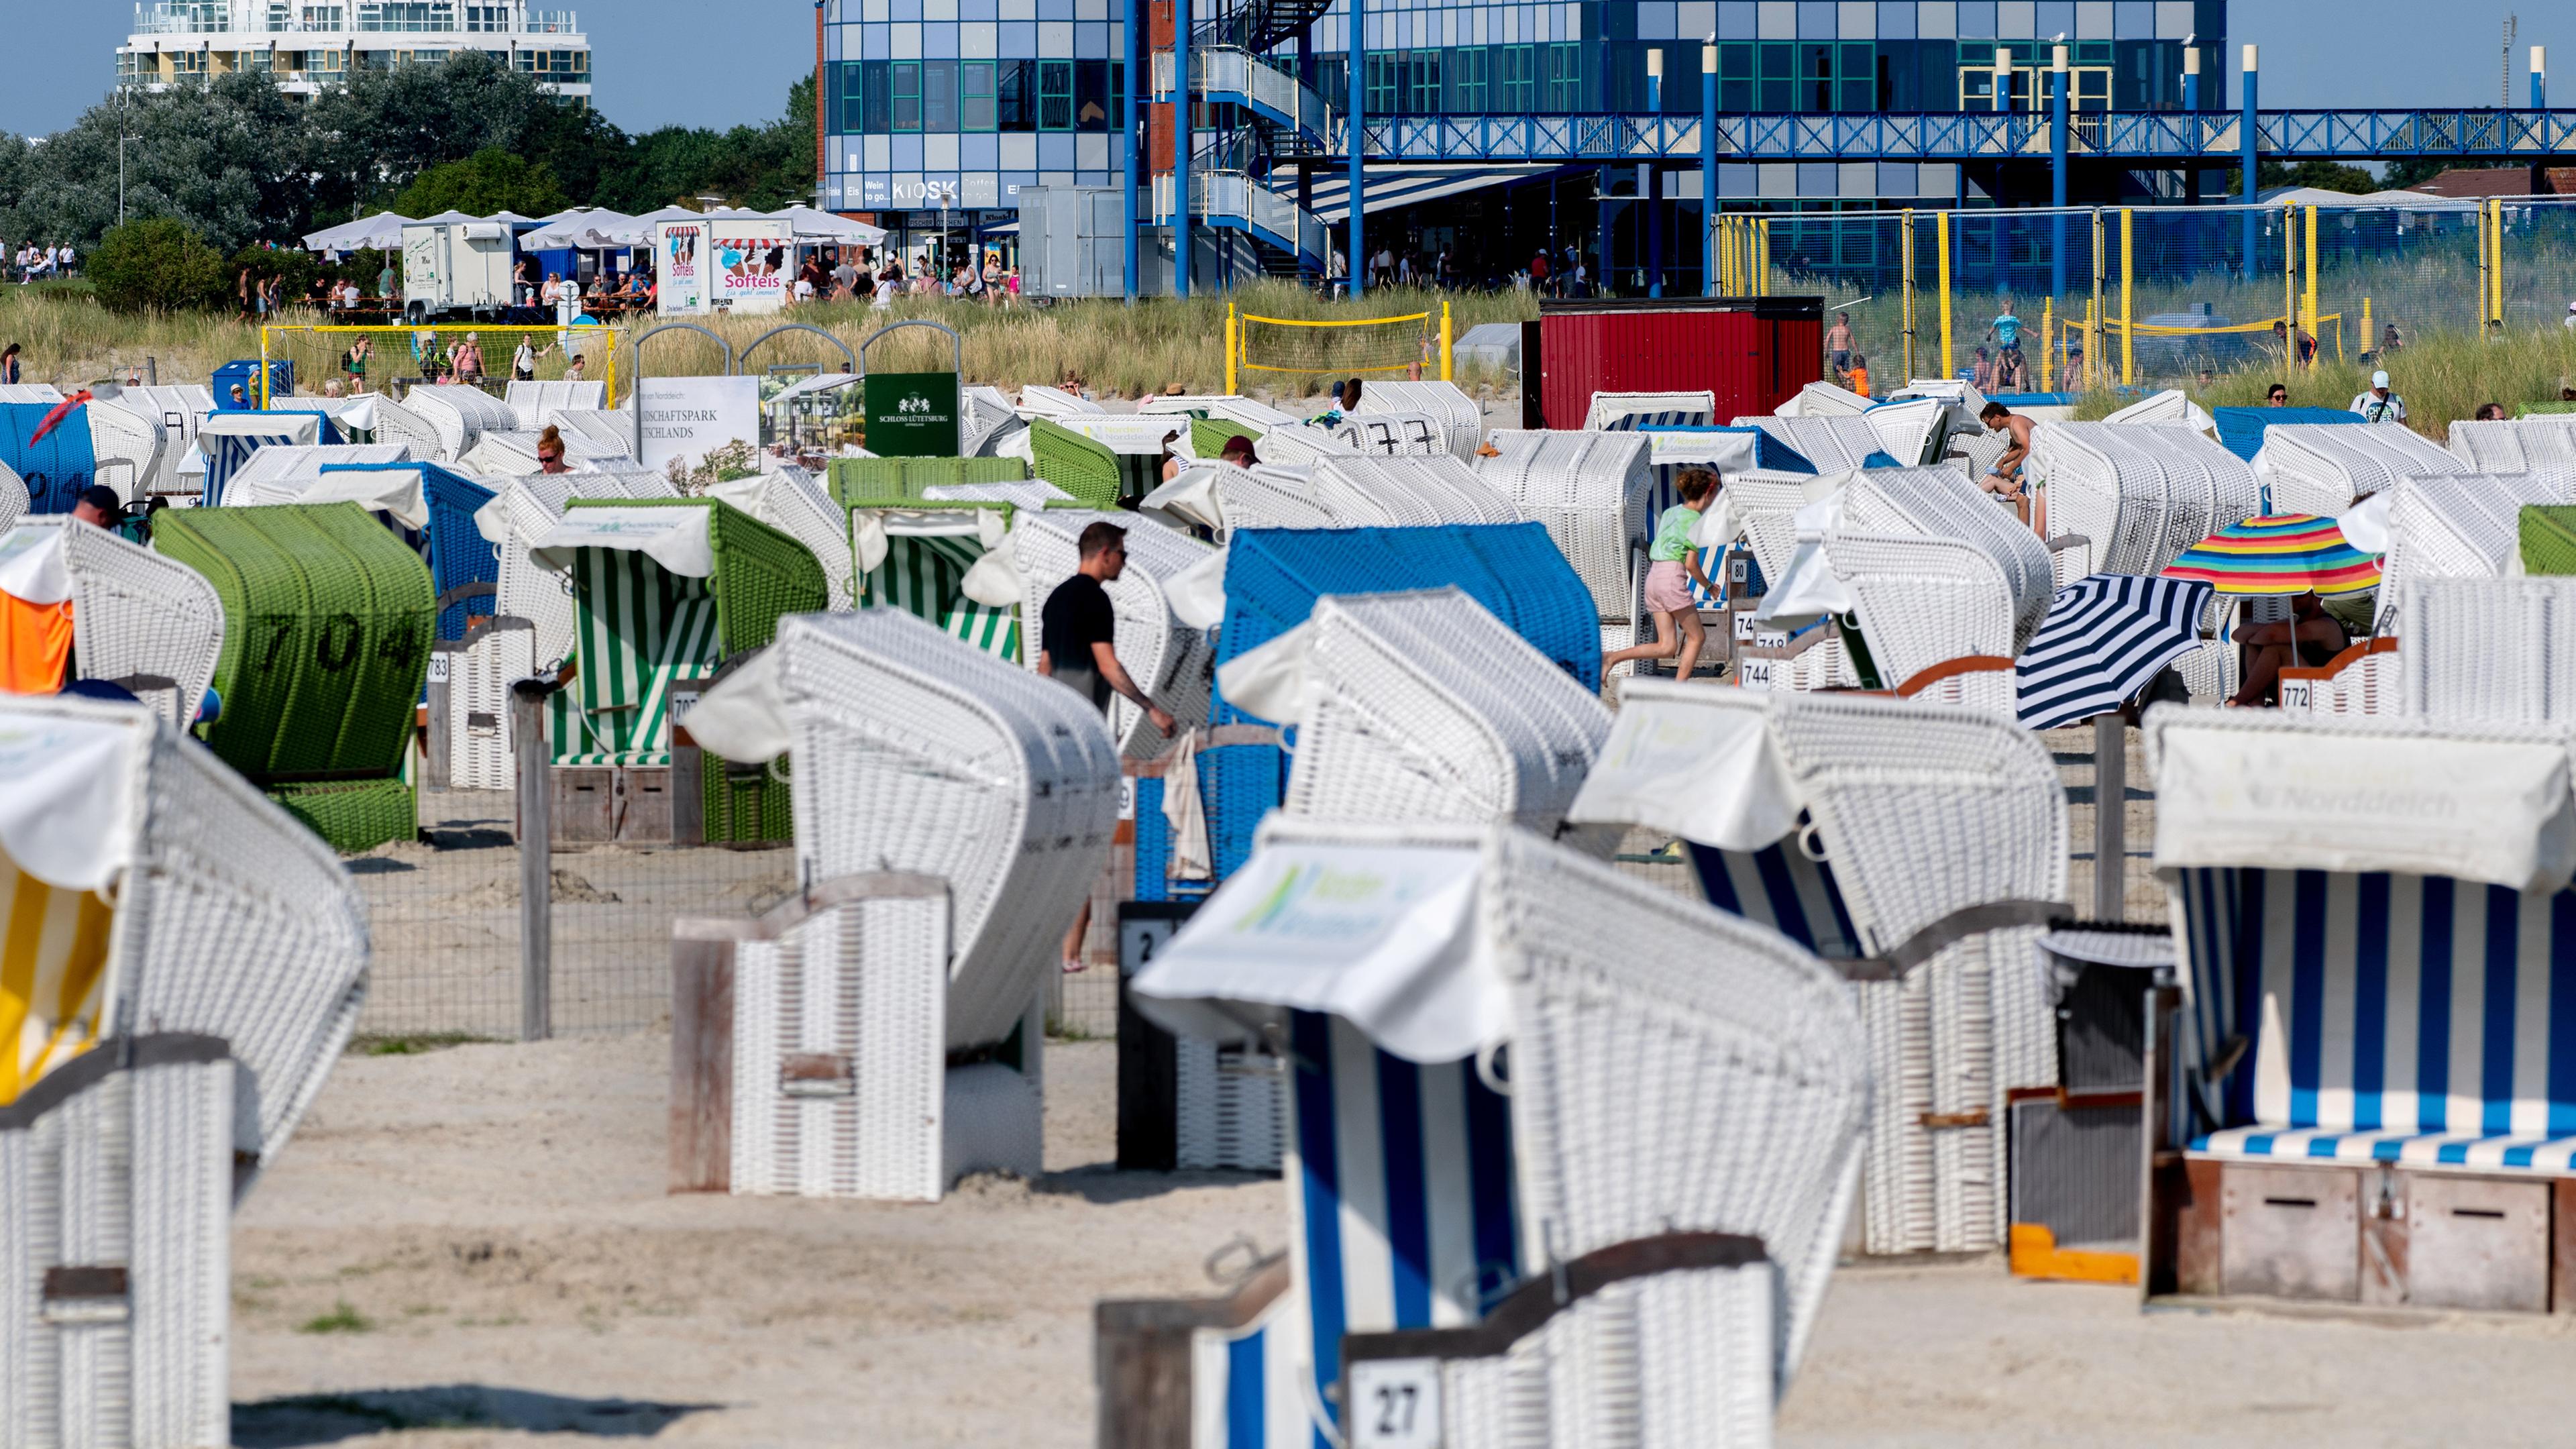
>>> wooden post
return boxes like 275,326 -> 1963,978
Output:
423,648 -> 454,792
2093,713 -> 2125,920
511,678 -> 552,1042
669,931 -> 737,1193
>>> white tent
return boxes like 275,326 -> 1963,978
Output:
519,207 -> 639,250
301,211 -> 414,252
771,206 -> 888,244
586,205 -> 712,247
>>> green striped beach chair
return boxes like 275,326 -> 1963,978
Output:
851,500 -> 1024,662
531,498 -> 829,843
825,455 -> 1028,509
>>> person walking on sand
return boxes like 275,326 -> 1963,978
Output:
1603,468 -> 1721,684
1039,521 -> 1175,973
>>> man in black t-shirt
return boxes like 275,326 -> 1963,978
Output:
1040,520 -> 1174,972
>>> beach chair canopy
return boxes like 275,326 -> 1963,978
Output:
197,411 -> 326,506
457,428 -> 633,476
846,500 -> 1023,661
1733,414 -> 1904,472
504,379 -> 608,429
1475,429 -> 1653,619
827,453 -> 1029,508
2102,387 -> 2216,433
2211,405 -> 2361,462
402,384 -> 519,464
2254,422 -> 2465,517
1014,382 -> 1104,418
0,517 -> 225,729
2373,474 -> 2561,621
476,469 -> 681,669
708,466 -> 859,610
1585,389 -> 1715,430
2031,421 -> 2263,578
1010,508 -> 1216,757
1833,465 -> 2056,651
2445,417 -> 2576,489
1351,379 -> 1483,458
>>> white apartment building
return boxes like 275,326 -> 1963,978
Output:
119,2 -> 590,103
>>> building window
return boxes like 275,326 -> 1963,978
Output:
836,60 -> 863,133
1038,59 -> 1071,130
1543,44 -> 1579,112
1719,42 -> 1752,111
464,3 -> 511,31
924,59 -> 957,130
861,59 -> 892,131
173,50 -> 211,74
310,46 -> 345,72
1498,45 -> 1534,113
303,4 -> 347,27
363,2 -> 458,32
1837,42 -> 1871,111
1406,52 -> 1440,115
1450,45 -> 1487,113
1364,53 -> 1397,117
998,57 -> 1032,131
1758,42 -> 1792,112
891,61 -> 921,130
962,60 -> 996,130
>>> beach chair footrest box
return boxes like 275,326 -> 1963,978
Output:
268,775 -> 416,855
551,765 -> 698,847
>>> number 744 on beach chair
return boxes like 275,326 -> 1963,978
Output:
1111,818 -> 1871,1449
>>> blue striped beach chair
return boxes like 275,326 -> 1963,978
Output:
1125,819 -> 1870,1448
2147,708 -> 2576,1310
1569,685 -> 2070,1256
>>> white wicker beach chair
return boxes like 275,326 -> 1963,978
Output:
0,462 -> 25,533
123,385 -> 215,501
80,393 -> 166,506
1127,817 -> 1870,1449
503,379 -> 608,429
707,466 -> 859,611
1,1036 -> 237,1449
1568,684 -> 2068,1256
480,469 -> 682,669
362,391 -> 441,462
1356,379 -> 1483,458
1311,454 -> 1518,527
2445,417 -> 2576,488
1817,532 -> 2019,711
2374,472 -> 2559,629
1475,430 -> 1653,621
433,615 -> 538,790
694,609 -> 1122,1201
219,443 -> 415,497
3,518 -> 223,730
2254,422 -> 2464,517
2029,421 -> 2263,578
1735,413 -> 1889,472
2100,388 -> 2216,432
1334,411 -> 1445,458
1728,468 -> 1847,600
457,428 -> 633,476
543,408 -> 635,458
1010,509 -> 1216,759
1015,382 -> 1106,418
1837,466 -> 2055,653
1585,389 -> 1715,429
400,384 -> 518,464
2390,576 -> 2576,724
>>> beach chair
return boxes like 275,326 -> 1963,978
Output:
456,428 -> 633,475
2254,422 -> 2463,519
122,384 -> 216,503
1568,684 -> 2069,1255
503,379 -> 608,429
1029,415 -> 1167,509
1585,388 -> 1715,429
226,456 -> 498,642
1010,508 -> 1216,759
0,398 -> 150,515
542,407 -> 636,459
1354,378 -> 1484,458
1338,411 -> 1449,458
694,609 -> 1120,1200
478,469 -> 681,672
2101,388 -> 2216,433
1734,413 -> 1901,472
0,518 -> 223,730
1112,816 -> 1870,1448
2445,418 -> 2576,490
845,499 -> 1023,661
1837,466 -> 2055,653
1475,430 -> 1654,624
221,442 -> 414,493
399,382 -> 517,464
825,453 -> 1030,507
1016,382 -> 1105,418
2142,708 -> 2576,1312
152,502 -> 431,854
191,410 -> 327,507
708,466 -> 860,612
0,462 -> 25,532
0,694 -> 368,1442
2385,576 -> 2576,724
2030,421 -> 2263,578
1813,533 -> 2020,710
534,498 -> 829,847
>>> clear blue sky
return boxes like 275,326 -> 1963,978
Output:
0,1 -> 2563,136
1,0 -> 818,137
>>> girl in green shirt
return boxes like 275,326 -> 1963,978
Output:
1604,468 -> 1721,684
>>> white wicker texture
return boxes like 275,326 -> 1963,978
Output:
15,519 -> 225,732
922,478 -> 1075,510
1468,822 -> 1868,1385
82,396 -> 166,506
1944,422 -> 2013,482
1042,414 -> 1179,454
1727,470 -> 1840,596
1171,1040 -> 1285,1171
2446,417 -> 2576,487
1311,454 -> 1520,527
1277,589 -> 1615,841
545,409 -> 635,458
363,392 -> 442,462
125,386 -> 215,500
220,443 -> 415,496
2377,473 -> 2562,627
0,1043 -> 235,1449
1356,379 -> 1483,458
1733,415 -> 1886,472
504,379 -> 608,429
1244,422 -> 1362,465
1477,430 -> 1654,620
457,429 -> 632,476
1342,411 -> 1450,457
1816,533 -> 2016,706
1860,396 -> 1949,466
2029,421 -> 2263,577
767,609 -> 1122,1051
0,462 -> 25,533
1585,390 -> 1715,429
444,619 -> 537,789
1010,509 -> 1216,759
2047,534 -> 2094,590
1438,1264 -> 1777,1449
488,471 -> 681,669
1836,466 -> 2055,653
2100,388 -> 2217,431
1784,380 -> 1874,418
1016,382 -> 1106,418
1138,394 -> 1303,432
1194,464 -> 1346,534
2255,423 -> 2465,517
402,384 -> 519,464
2396,577 -> 2576,724
706,468 -> 857,611
2286,641 -> 2402,718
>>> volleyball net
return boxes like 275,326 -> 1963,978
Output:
260,323 -> 621,405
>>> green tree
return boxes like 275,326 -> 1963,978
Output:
393,147 -> 570,218
86,217 -> 231,314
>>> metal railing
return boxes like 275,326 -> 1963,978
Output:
1155,46 -> 1332,141
1152,170 -> 1328,262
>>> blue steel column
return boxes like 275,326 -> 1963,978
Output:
1174,0 -> 1192,297
1297,25 -> 1316,277
2536,45 -> 2548,107
2182,38 -> 2200,204
1702,40 -> 1718,297
1122,0 -> 1139,300
1645,50 -> 1663,298
1348,0 -> 1365,297
2240,44 -> 2258,280
2050,42 -> 2068,303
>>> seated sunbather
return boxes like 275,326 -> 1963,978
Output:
2229,594 -> 2349,708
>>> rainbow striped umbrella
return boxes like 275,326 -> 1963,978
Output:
2160,514 -> 2382,597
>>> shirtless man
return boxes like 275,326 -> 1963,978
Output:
1978,400 -> 2041,529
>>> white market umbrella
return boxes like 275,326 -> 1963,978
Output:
773,205 -> 887,244
301,211 -> 413,252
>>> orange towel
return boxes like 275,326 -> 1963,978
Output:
0,595 -> 71,696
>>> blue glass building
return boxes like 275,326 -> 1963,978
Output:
817,1 -> 2230,289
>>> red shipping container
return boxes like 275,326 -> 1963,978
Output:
1525,297 -> 1824,430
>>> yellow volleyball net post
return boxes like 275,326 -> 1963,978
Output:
261,323 -> 621,407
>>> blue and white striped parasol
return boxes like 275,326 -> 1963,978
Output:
2015,574 -> 2215,730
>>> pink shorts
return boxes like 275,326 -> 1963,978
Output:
1644,559 -> 1696,614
